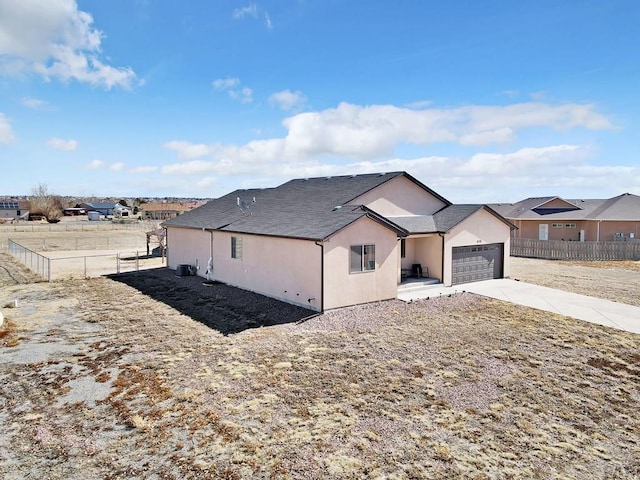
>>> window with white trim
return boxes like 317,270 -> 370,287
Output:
231,236 -> 242,259
350,244 -> 375,273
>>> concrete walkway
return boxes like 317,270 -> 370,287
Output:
399,278 -> 640,334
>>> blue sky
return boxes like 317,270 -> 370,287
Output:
1,0 -> 639,202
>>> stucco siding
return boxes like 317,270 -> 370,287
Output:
167,227 -> 322,311
348,176 -> 447,216
443,209 -> 511,286
212,232 -> 322,311
323,217 -> 399,310
512,220 -> 639,241
401,235 -> 443,281
598,221 -> 640,241
166,227 -> 211,272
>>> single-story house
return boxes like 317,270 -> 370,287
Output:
0,200 -> 30,220
490,193 -> 640,242
163,172 -> 515,312
79,202 -> 117,216
141,201 -> 203,220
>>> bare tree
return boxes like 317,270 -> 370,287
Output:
30,183 -> 63,223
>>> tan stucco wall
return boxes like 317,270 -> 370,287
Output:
598,221 -> 640,241
401,235 -> 443,281
166,227 -> 212,273
214,231 -> 322,311
512,220 -> 639,241
323,217 -> 399,310
443,209 -> 511,286
348,175 -> 447,216
167,227 -> 322,311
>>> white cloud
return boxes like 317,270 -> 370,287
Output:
456,145 -> 584,175
232,4 -> 258,19
0,113 -> 16,144
229,86 -> 253,104
269,89 -> 307,111
129,165 -> 158,174
21,96 -> 48,109
232,3 -> 272,30
85,159 -> 104,169
164,140 -> 213,160
195,176 -> 218,189
277,101 -> 614,158
212,77 -> 239,89
47,137 -> 77,151
212,77 -> 252,103
0,0 -> 136,89
158,100 -> 625,200
109,162 -> 125,171
161,101 -> 614,170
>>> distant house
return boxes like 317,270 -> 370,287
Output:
63,207 -> 87,216
0,200 -> 30,221
79,202 -> 116,216
113,203 -> 134,218
140,202 -> 202,220
490,193 -> 640,242
163,172 -> 515,312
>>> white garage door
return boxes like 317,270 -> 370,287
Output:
452,243 -> 503,285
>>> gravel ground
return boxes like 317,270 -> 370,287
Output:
1,254 -> 639,479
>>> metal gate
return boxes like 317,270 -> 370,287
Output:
452,243 -> 503,285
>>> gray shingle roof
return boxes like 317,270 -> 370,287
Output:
388,205 -> 515,234
489,193 -> 640,221
164,172 -> 516,238
163,172 -> 415,240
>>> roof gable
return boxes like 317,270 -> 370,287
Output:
164,172 -> 423,240
163,172 -> 511,239
491,193 -> 640,221
348,174 -> 450,216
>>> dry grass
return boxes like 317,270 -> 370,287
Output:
511,257 -> 640,306
0,254 -> 639,479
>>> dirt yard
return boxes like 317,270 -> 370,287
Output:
510,257 -> 640,307
1,254 -> 639,479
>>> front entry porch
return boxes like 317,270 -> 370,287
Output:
399,234 -> 443,285
397,276 -> 444,301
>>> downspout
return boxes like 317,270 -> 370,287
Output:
439,233 -> 446,284
315,240 -> 324,312
207,229 -> 214,280
597,220 -> 601,242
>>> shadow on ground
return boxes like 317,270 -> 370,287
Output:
106,267 -> 317,335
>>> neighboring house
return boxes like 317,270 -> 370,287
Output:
0,200 -> 30,220
163,172 -> 515,312
141,202 -> 202,220
490,193 -> 640,242
113,203 -> 134,218
79,202 -> 116,216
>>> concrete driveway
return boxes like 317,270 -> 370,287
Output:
401,279 -> 640,334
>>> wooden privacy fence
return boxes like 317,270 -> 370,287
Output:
511,238 -> 640,261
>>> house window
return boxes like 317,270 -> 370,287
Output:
231,236 -> 242,259
400,239 -> 406,258
552,223 -> 563,228
565,223 -> 576,228
350,244 -> 375,273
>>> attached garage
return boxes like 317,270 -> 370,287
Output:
451,243 -> 503,285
